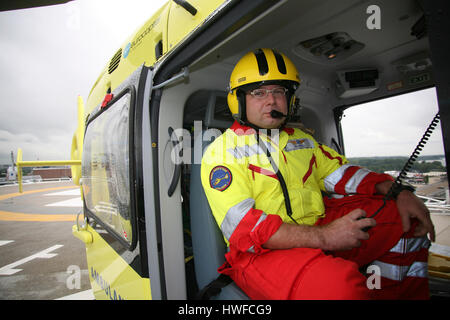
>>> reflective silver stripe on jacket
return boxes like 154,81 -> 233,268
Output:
323,164 -> 352,193
344,167 -> 371,194
370,260 -> 428,281
251,212 -> 268,232
323,165 -> 373,194
227,143 -> 276,159
389,236 -> 431,254
245,213 -> 270,253
221,198 -> 255,240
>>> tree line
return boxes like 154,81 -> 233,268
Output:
348,156 -> 446,173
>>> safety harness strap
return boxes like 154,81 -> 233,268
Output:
196,273 -> 233,300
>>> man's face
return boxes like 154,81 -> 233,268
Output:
245,84 -> 288,129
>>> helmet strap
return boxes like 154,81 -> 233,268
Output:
236,89 -> 248,125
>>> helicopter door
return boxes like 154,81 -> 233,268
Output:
76,65 -> 159,300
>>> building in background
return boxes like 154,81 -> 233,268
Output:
31,167 -> 72,180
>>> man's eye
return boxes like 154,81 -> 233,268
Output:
253,90 -> 265,97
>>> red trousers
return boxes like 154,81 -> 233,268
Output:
218,195 -> 430,299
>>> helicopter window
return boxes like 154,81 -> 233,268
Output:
81,91 -> 135,248
341,87 -> 446,186
341,88 -> 443,158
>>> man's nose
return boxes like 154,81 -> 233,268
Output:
265,91 -> 276,102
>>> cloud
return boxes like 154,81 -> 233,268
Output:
0,0 -> 167,164
0,1 -> 445,165
0,129 -> 73,163
341,88 -> 444,157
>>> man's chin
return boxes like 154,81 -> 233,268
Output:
261,119 -> 283,129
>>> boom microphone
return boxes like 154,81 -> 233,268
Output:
270,110 -> 287,119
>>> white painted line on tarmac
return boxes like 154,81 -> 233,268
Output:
44,189 -> 80,196
55,289 -> 95,300
0,240 -> 14,247
45,198 -> 82,207
0,244 -> 64,275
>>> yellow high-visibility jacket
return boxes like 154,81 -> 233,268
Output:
201,121 -> 392,253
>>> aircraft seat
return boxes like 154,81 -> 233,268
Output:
188,90 -> 249,300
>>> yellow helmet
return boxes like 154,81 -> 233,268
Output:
227,48 -> 300,123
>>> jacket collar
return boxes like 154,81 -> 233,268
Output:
230,120 -> 294,136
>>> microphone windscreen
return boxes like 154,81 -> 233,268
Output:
270,110 -> 287,118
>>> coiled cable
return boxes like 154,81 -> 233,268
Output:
392,112 -> 441,191
366,112 -> 440,222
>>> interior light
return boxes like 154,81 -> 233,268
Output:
296,32 -> 365,63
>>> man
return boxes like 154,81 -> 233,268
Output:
200,48 -> 435,299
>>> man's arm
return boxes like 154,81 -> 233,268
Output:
263,180 -> 436,251
262,208 -> 376,251
375,180 -> 435,241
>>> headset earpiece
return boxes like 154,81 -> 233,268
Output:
227,89 -> 239,121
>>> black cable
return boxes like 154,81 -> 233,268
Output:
392,112 -> 440,191
256,132 -> 298,225
364,112 -> 440,224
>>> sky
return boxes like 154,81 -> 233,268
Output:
0,0 -> 167,165
341,87 -> 445,158
0,0 -> 446,165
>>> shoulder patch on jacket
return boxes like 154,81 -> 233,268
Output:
284,138 -> 315,152
209,166 -> 232,191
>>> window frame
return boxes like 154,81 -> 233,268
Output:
333,85 -> 436,157
82,86 -> 138,251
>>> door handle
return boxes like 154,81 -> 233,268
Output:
72,225 -> 93,244
173,0 -> 197,16
72,212 -> 93,244
168,127 -> 183,197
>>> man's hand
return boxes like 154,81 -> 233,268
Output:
375,180 -> 435,242
396,190 -> 436,242
262,209 -> 375,251
319,209 -> 376,251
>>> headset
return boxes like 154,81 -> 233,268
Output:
227,48 -> 300,127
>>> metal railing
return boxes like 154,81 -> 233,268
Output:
417,194 -> 450,215
15,148 -> 81,193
